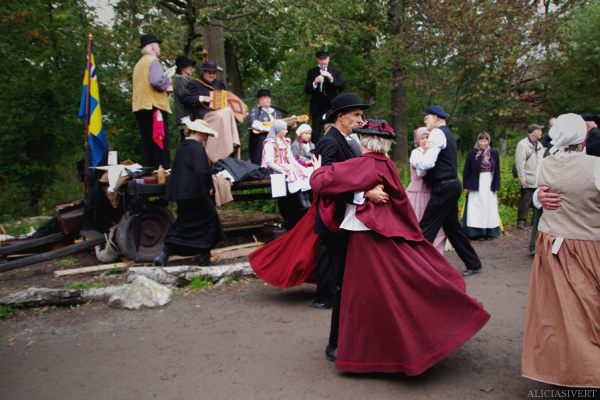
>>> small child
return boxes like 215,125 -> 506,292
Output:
290,124 -> 315,167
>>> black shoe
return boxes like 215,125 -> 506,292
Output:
311,300 -> 333,309
325,345 -> 337,362
153,249 -> 169,266
462,267 -> 482,277
197,253 -> 214,266
297,191 -> 311,210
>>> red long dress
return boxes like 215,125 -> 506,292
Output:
248,198 -> 319,288
310,152 -> 490,375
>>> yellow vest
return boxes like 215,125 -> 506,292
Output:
132,54 -> 171,113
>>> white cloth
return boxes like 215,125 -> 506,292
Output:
413,126 -> 446,173
549,113 -> 587,156
466,172 -> 500,229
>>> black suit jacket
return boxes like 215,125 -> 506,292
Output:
304,66 -> 345,117
180,77 -> 227,120
586,128 -> 600,157
313,127 -> 358,236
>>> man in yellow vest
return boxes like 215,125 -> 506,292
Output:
132,33 -> 172,169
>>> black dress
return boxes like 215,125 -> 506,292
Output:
164,139 -> 225,254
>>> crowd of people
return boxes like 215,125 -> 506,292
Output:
131,32 -> 599,387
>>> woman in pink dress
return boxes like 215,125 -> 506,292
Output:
406,127 -> 446,253
261,120 -> 312,208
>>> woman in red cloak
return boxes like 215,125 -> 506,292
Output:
309,119 -> 490,375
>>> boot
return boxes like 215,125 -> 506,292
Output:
197,251 -> 213,266
153,246 -> 170,266
297,191 -> 311,210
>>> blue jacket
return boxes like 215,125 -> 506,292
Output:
462,148 -> 500,192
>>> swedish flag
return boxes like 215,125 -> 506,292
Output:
78,46 -> 107,167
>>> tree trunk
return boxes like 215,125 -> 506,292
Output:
362,38 -> 376,105
203,18 -> 226,81
388,0 -> 409,168
225,37 -> 243,96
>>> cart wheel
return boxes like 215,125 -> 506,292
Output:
116,205 -> 175,262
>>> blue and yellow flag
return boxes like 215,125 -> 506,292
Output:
78,46 -> 107,167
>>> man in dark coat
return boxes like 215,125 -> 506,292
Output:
312,92 -> 388,362
248,89 -> 282,165
414,106 -> 483,277
583,113 -> 600,157
305,51 -> 345,143
179,61 -> 227,120
153,118 -> 225,267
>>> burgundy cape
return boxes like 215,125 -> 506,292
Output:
248,200 -> 318,288
310,153 -> 490,375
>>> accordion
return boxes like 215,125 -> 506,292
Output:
208,90 -> 248,124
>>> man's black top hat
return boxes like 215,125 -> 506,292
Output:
326,92 -> 370,123
256,89 -> 272,98
175,55 -> 196,69
316,50 -> 330,58
139,33 -> 161,48
353,119 -> 398,139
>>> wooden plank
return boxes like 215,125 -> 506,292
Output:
53,261 -> 134,278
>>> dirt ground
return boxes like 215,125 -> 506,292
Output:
0,226 -> 592,400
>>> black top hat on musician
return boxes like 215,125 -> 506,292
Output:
326,92 -> 370,123
175,55 -> 196,74
139,33 -> 162,48
316,50 -> 330,59
353,119 -> 398,139
200,61 -> 223,71
256,89 -> 272,98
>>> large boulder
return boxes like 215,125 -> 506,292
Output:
108,276 -> 172,310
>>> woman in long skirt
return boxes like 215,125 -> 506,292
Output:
311,119 -> 490,375
462,132 -> 500,239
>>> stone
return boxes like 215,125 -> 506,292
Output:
108,276 -> 172,310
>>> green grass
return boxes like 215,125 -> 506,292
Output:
65,282 -> 115,290
0,304 -> 24,319
57,257 -> 78,266
187,277 -> 213,290
104,266 -> 125,276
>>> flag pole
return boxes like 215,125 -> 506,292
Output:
84,33 -> 93,197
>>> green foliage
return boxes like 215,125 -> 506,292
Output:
187,276 -> 212,290
65,281 -> 113,289
57,256 -> 78,266
0,304 -> 24,319
104,266 -> 125,276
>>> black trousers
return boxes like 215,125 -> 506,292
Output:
518,188 -> 535,223
315,241 -> 335,306
311,115 -> 324,144
134,108 -> 170,169
319,230 -> 348,349
420,178 -> 482,270
248,131 -> 267,165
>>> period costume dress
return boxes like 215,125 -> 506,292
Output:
462,144 -> 501,239
521,114 -> 600,387
407,146 -> 446,253
163,138 -> 225,256
310,152 -> 490,375
248,102 -> 282,165
261,135 -> 312,194
290,136 -> 315,167
180,68 -> 240,163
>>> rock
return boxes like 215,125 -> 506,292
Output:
108,276 -> 172,310
126,262 -> 255,286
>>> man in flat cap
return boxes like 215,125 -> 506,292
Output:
132,33 -> 172,169
305,50 -> 345,144
515,124 -> 545,230
413,105 -> 483,277
582,113 -> 600,157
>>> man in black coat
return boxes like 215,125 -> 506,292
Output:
305,51 -> 345,143
583,113 -> 600,157
180,61 -> 227,120
312,92 -> 389,362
